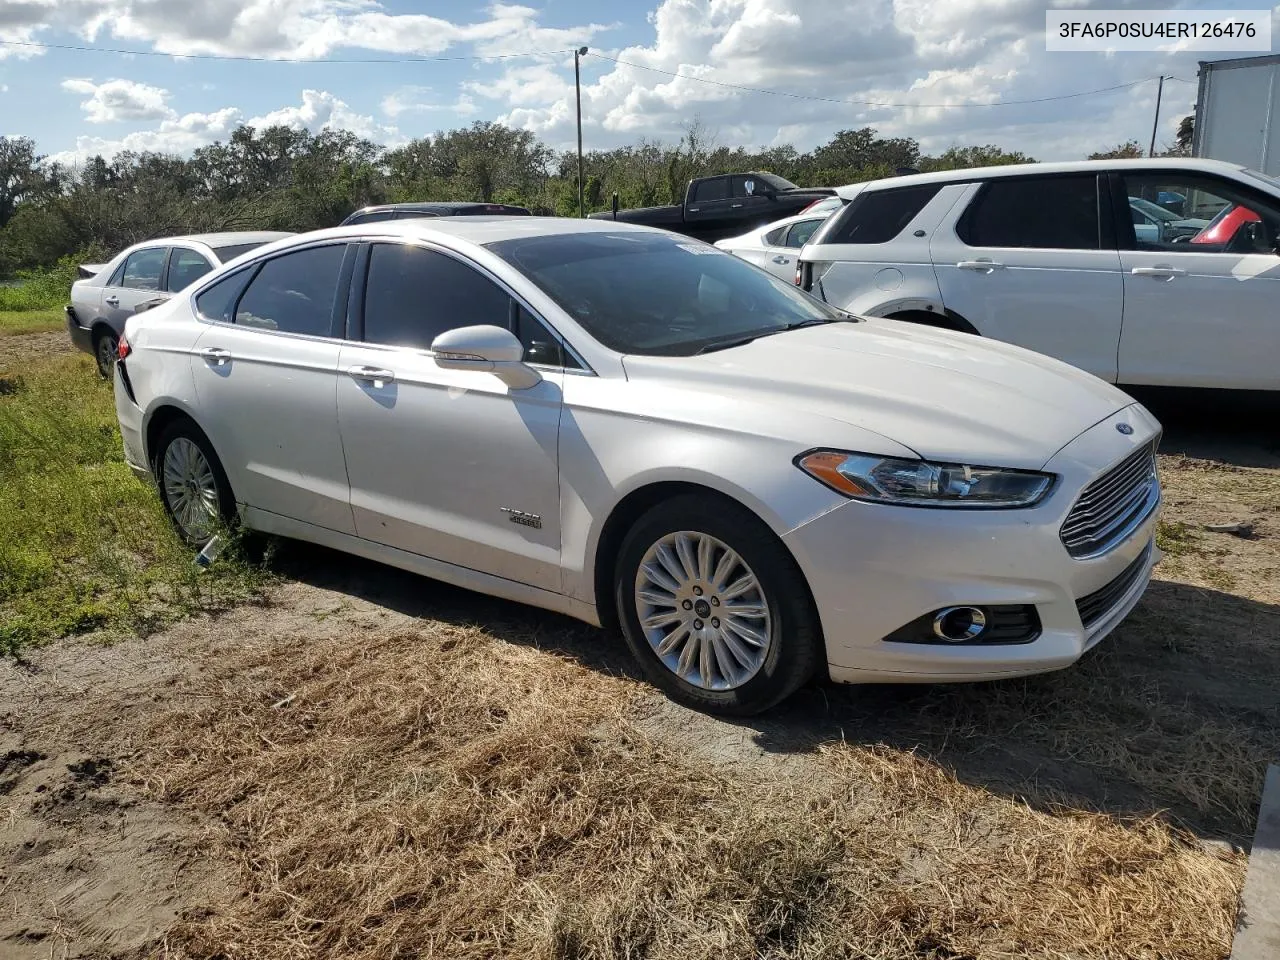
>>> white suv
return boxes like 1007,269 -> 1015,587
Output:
798,158 -> 1280,392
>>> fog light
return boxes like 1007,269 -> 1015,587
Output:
932,606 -> 987,643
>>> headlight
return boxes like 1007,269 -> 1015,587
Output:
796,450 -> 1054,508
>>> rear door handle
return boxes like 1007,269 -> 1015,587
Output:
348,365 -> 395,386
104,295 -> 120,307
200,347 -> 231,365
772,255 -> 791,264
957,260 -> 1005,271
1131,266 -> 1187,278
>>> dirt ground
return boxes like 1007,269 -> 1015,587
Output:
1,341 -> 1277,958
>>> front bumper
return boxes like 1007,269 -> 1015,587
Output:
783,404 -> 1163,684
65,306 -> 94,354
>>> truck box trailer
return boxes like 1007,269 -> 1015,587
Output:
1193,53 -> 1280,177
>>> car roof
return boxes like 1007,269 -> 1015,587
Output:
855,157 -> 1251,193
352,201 -> 526,214
168,231 -> 296,247
299,215 -> 678,247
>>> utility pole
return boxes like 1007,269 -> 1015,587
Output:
575,46 -> 588,217
1148,75 -> 1166,158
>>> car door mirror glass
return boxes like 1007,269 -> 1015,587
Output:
431,324 -> 542,389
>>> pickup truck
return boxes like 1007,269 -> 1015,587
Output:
590,172 -> 835,243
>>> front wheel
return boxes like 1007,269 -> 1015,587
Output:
93,329 -> 119,379
615,494 -> 823,716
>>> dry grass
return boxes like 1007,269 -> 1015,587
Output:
137,623 -> 1243,960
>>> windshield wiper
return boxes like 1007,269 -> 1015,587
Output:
694,334 -> 764,355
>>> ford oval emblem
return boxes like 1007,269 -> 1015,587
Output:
1116,423 -> 1134,435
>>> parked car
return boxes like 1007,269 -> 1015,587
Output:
341,202 -> 531,225
714,210 -> 835,281
68,232 -> 293,378
114,218 -> 1160,716
1128,196 -> 1208,243
798,157 -> 1280,392
590,172 -> 834,243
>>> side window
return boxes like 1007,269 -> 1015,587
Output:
195,267 -> 255,323
362,244 -> 510,350
1119,173 -> 1280,252
959,175 -> 1099,249
234,245 -> 346,336
824,184 -> 944,244
692,178 -> 730,203
119,247 -> 167,290
731,175 -> 760,199
784,218 -> 823,248
166,249 -> 214,292
362,243 -> 577,367
763,226 -> 787,246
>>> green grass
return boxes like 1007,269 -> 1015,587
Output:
0,308 -> 65,337
0,258 -> 78,312
0,351 -> 270,654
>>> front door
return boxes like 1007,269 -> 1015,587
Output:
188,242 -> 357,534
930,173 -> 1125,382
101,246 -> 169,328
1113,170 -> 1280,391
336,241 -> 565,592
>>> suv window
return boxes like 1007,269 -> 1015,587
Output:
165,248 -> 214,292
959,175 -> 1099,249
823,184 -> 943,244
235,244 -> 346,336
362,243 -> 576,367
119,247 -> 167,290
1118,172 -> 1280,252
692,178 -> 730,203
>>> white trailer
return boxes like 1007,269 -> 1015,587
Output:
1193,53 -> 1280,176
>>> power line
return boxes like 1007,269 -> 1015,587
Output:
588,53 -> 1160,109
0,37 -> 575,63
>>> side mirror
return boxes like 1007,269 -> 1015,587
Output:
431,324 -> 542,390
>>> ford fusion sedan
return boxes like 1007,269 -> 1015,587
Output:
68,231 -> 294,377
113,218 -> 1162,715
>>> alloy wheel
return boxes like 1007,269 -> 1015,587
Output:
162,437 -> 220,542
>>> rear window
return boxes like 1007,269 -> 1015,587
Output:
212,241 -> 271,264
958,174 -> 1100,249
692,178 -> 730,203
821,184 -> 943,244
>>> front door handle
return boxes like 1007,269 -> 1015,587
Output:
772,255 -> 791,264
957,259 -> 1006,271
348,365 -> 395,386
104,295 -> 120,307
200,347 -> 231,365
1131,265 -> 1187,278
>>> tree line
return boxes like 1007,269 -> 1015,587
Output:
0,115 -> 1190,275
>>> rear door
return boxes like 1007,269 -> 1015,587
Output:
684,176 -> 734,224
930,173 -> 1124,381
1112,169 -> 1280,390
101,246 -> 169,329
749,218 -> 826,281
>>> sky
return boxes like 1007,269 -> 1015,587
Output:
1,0 -> 1277,170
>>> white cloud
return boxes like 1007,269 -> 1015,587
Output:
248,88 -> 399,142
61,77 -> 176,123
381,86 -> 479,119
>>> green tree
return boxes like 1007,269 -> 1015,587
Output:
1088,140 -> 1144,160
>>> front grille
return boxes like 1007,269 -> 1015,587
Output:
1060,441 -> 1159,559
1076,542 -> 1152,631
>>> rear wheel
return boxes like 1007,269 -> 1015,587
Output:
153,420 -> 236,547
93,329 -> 119,379
614,494 -> 822,716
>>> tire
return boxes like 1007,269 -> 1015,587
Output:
152,419 -> 236,548
614,493 -> 823,716
93,328 -> 119,380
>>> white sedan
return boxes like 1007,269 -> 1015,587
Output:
114,218 -> 1162,715
714,211 -> 833,281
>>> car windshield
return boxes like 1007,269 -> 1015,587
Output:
486,231 -> 844,356
759,173 -> 800,191
1129,197 -> 1178,222
1243,167 -> 1280,191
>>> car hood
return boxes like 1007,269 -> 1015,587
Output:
622,319 -> 1135,470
